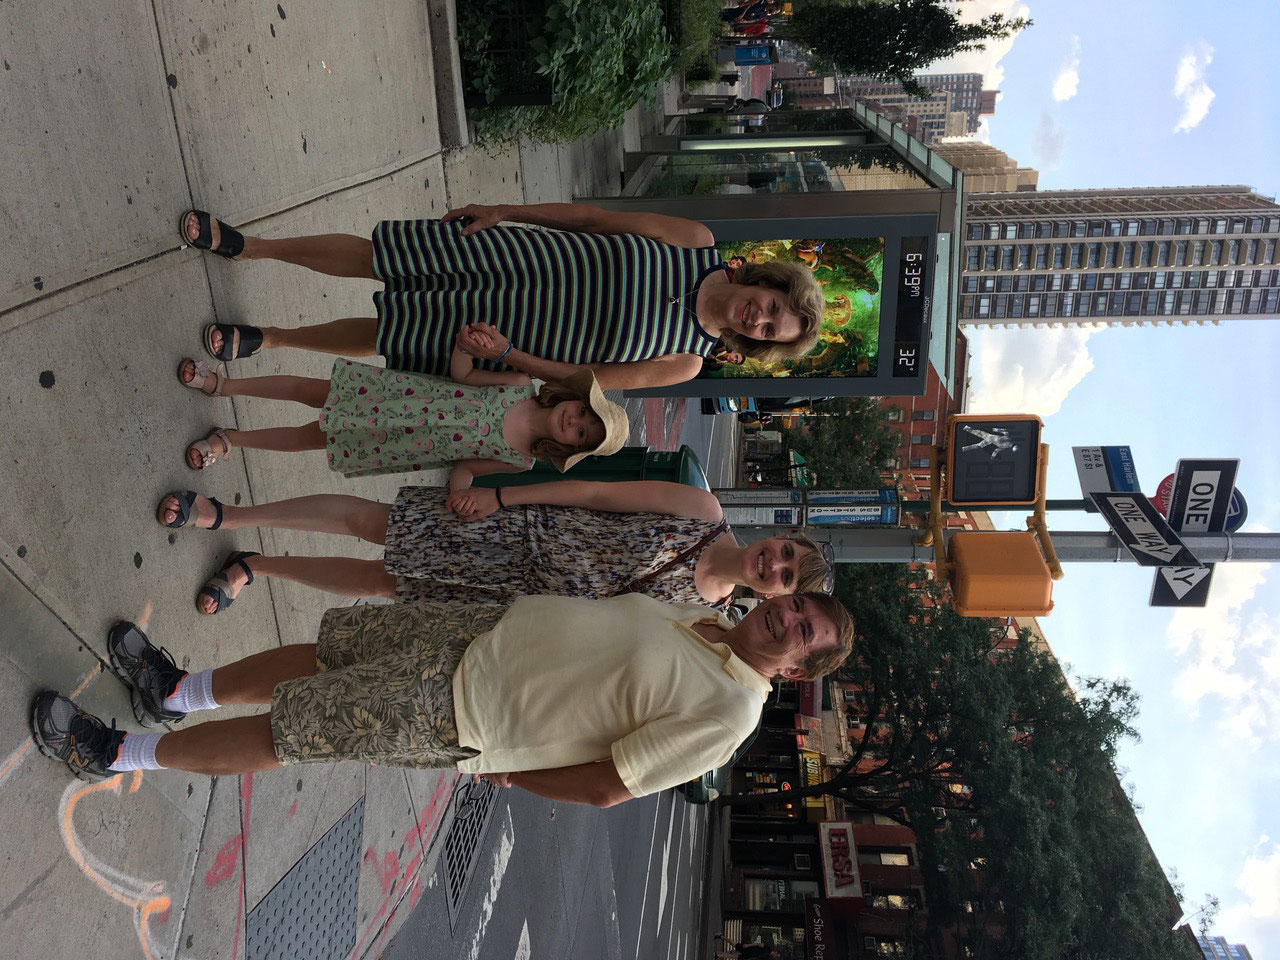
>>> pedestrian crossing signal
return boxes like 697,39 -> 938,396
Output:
944,414 -> 1044,506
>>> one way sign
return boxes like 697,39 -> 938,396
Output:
1091,491 -> 1203,567
1150,565 -> 1213,607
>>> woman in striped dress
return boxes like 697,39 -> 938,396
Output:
179,203 -> 824,390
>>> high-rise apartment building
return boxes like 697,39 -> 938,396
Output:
1193,933 -> 1255,960
837,73 -> 996,143
959,186 -> 1280,326
932,141 -> 1039,193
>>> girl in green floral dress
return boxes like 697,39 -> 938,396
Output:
176,343 -> 629,490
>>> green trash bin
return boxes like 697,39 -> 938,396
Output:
473,445 -> 710,491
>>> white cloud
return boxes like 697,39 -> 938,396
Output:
1166,530 -> 1280,747
1030,110 -> 1067,170
1216,841 -> 1280,955
927,0 -> 1033,89
1172,43 -> 1216,133
1051,36 -> 1081,102
966,327 -> 1096,418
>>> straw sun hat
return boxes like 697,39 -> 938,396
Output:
552,370 -> 631,471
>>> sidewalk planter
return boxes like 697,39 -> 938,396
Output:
460,0 -> 672,142
458,0 -> 556,107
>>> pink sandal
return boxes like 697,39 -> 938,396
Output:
177,358 -> 227,397
186,428 -> 232,470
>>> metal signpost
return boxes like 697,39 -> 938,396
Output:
724,410 -> 1276,617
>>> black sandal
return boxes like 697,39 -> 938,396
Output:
203,322 -> 263,361
197,551 -> 260,615
179,209 -> 244,259
157,490 -> 224,530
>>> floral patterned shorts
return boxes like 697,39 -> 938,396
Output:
270,600 -> 507,768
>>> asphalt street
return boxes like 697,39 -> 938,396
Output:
385,784 -> 711,960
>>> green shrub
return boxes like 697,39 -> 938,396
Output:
465,0 -> 675,143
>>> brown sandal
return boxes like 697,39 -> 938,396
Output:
186,428 -> 232,470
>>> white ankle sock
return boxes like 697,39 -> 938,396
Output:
108,732 -> 166,771
162,668 -> 220,714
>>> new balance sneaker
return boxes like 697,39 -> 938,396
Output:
30,691 -> 126,782
107,620 -> 187,727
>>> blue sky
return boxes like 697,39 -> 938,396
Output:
933,0 -> 1280,954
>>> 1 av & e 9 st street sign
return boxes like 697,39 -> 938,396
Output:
1091,491 -> 1202,568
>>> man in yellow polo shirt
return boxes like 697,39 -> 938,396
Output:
32,592 -> 854,807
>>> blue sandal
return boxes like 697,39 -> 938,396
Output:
179,209 -> 244,259
157,490 -> 224,530
197,551 -> 259,615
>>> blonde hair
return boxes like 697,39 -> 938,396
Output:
788,533 -> 833,595
796,593 -> 855,680
722,261 -> 824,363
530,378 -> 601,464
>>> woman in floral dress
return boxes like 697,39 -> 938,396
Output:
155,479 -> 834,612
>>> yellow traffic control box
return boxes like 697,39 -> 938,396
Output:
948,531 -> 1055,617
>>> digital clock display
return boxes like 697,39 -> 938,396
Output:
892,236 -> 930,378
946,416 -> 1043,505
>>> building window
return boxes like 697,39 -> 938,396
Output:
911,434 -> 933,445
909,457 -> 930,469
1106,219 -> 1121,236
884,407 -> 904,421
867,892 -> 922,911
858,848 -> 913,866
912,410 -> 935,420
968,223 -> 983,240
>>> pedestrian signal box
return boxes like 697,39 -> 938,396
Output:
945,414 -> 1044,506
948,531 -> 1055,617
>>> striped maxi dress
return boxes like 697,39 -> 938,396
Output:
370,219 -> 726,375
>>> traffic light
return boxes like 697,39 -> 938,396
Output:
944,414 -> 1045,506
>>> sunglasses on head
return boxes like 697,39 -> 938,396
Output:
819,541 -> 836,594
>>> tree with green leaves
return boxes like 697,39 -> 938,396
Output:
722,564 -> 1202,960
774,0 -> 1031,97
779,396 -> 902,487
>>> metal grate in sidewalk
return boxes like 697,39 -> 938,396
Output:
441,781 -> 502,930
245,797 -> 365,960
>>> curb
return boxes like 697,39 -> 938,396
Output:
425,0 -> 472,149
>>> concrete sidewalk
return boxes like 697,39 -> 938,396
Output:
0,1 -> 673,957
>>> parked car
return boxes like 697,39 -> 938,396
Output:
701,396 -> 758,415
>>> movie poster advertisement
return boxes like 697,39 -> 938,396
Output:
700,236 -> 886,380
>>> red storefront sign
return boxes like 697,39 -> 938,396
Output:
799,679 -> 820,716
819,822 -> 863,898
